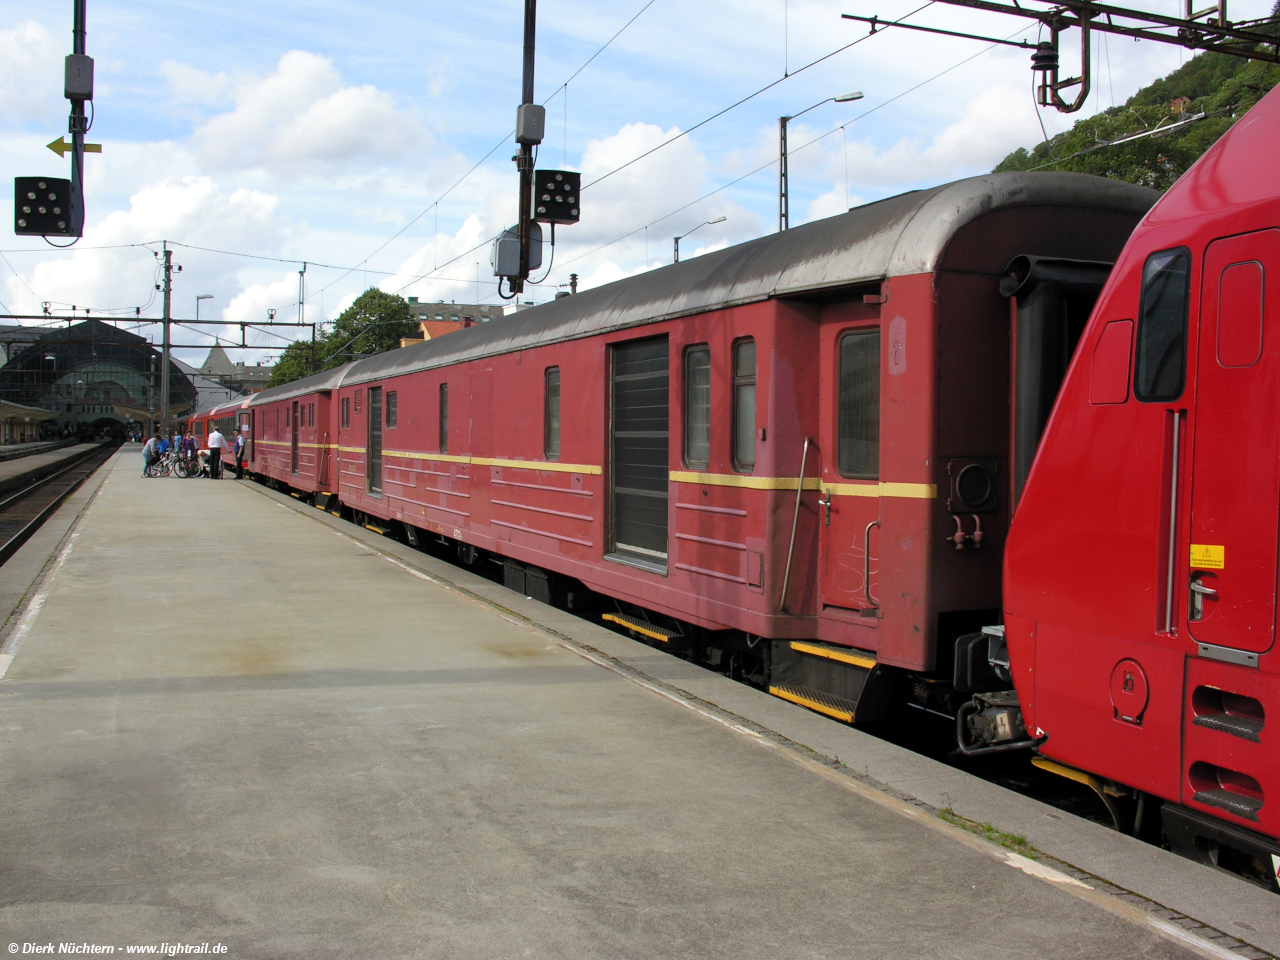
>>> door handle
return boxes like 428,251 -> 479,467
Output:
818,491 -> 832,526
1189,575 -> 1217,621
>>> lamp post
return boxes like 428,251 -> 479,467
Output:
673,216 -> 727,264
196,294 -> 214,322
779,91 -> 863,232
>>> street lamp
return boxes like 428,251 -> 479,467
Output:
779,91 -> 863,232
673,216 -> 727,264
196,293 -> 214,322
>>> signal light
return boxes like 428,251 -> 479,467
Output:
14,177 -> 74,236
532,170 -> 580,225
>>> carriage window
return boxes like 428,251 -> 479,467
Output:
544,368 -> 560,460
1135,247 -> 1191,402
732,339 -> 756,471
341,397 -> 350,429
307,403 -> 314,428
386,392 -> 397,428
838,329 -> 880,479
195,422 -> 204,437
439,383 -> 449,453
684,345 -> 711,469
354,388 -> 362,413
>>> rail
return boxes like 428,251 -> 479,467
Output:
0,443 -> 118,566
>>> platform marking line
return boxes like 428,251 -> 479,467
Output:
0,464 -> 106,679
245,480 -> 1273,960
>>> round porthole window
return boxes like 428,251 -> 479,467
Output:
955,463 -> 994,510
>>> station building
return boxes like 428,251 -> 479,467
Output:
0,319 -> 199,441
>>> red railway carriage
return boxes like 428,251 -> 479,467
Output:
1004,86 -> 1280,872
187,397 -> 251,466
251,170 -> 1154,720
247,367 -> 342,497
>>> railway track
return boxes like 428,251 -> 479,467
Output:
0,443 -> 118,567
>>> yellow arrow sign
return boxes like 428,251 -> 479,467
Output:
46,137 -> 102,158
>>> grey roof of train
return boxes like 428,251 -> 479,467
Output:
252,171 -> 1158,403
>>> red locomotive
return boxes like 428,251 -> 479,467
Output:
242,83 -> 1279,883
1003,85 -> 1280,880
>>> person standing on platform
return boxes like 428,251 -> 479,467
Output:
206,425 -> 227,479
141,431 -> 160,477
181,431 -> 198,472
233,427 -> 246,479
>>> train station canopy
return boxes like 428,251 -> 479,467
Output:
0,318 -> 197,424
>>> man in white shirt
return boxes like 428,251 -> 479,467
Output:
206,426 -> 227,479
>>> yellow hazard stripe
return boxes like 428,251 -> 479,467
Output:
1032,757 -> 1098,788
602,613 -> 671,643
671,472 -> 936,499
473,456 -> 601,475
789,642 -> 877,670
670,471 -> 823,490
769,686 -> 854,723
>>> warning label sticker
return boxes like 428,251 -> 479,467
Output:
1190,543 -> 1225,570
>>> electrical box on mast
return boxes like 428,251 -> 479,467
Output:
492,223 -> 543,278
533,170 -> 580,225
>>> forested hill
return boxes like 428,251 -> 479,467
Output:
994,7 -> 1280,190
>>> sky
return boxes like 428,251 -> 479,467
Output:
1,0 -> 1273,366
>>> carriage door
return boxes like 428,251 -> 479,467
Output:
609,336 -> 669,569
819,326 -> 881,613
290,401 -> 300,474
367,386 -> 383,495
1187,229 -> 1280,655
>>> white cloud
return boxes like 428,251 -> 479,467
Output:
6,177 -> 283,323
222,272 -> 299,327
806,187 -> 850,223
384,213 -> 497,304
0,21 -> 61,124
158,60 -> 236,109
191,51 -> 429,177
576,122 -> 723,244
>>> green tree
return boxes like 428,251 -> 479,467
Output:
267,287 -> 419,388
266,337 -> 318,387
994,15 -> 1280,189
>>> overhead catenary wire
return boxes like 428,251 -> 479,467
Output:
316,0 -> 663,301
557,25 -> 1034,273
387,7 -> 941,300
1027,104 -> 1232,170
581,2 -> 935,193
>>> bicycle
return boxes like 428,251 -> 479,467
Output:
145,450 -> 198,478
145,452 -> 172,477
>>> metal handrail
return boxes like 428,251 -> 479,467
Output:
779,436 -> 811,613
864,519 -> 880,610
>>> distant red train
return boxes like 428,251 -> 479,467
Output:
240,85 -> 1280,885
185,397 -> 251,473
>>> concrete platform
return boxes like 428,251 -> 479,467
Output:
0,440 -> 74,464
0,442 -> 103,499
0,453 -> 1268,958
